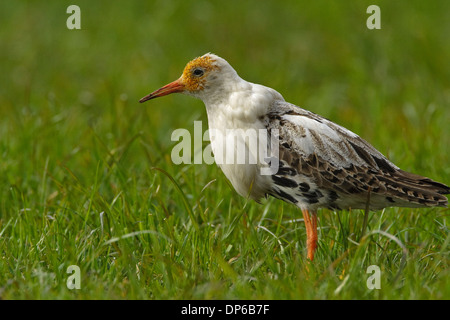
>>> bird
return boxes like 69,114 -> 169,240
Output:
140,53 -> 449,261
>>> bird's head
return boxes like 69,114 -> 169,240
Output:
139,53 -> 238,103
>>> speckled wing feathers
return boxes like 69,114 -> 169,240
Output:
263,101 -> 449,210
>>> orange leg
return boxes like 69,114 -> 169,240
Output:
302,209 -> 318,261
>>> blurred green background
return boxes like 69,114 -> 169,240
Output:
0,0 -> 448,299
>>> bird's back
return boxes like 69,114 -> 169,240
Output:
263,100 -> 449,210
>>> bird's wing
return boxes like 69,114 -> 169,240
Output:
263,100 -> 449,209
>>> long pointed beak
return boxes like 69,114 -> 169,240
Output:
139,78 -> 185,103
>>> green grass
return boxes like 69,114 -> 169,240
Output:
0,0 -> 449,299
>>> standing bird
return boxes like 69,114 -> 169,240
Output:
140,53 -> 449,261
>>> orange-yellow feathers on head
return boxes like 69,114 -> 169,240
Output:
181,54 -> 220,91
139,53 -> 232,103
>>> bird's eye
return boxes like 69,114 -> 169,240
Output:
192,68 -> 204,77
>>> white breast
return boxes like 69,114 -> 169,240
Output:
203,83 -> 280,200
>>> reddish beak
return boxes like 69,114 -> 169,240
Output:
139,79 -> 185,103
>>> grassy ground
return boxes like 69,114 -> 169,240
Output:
0,0 -> 449,299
